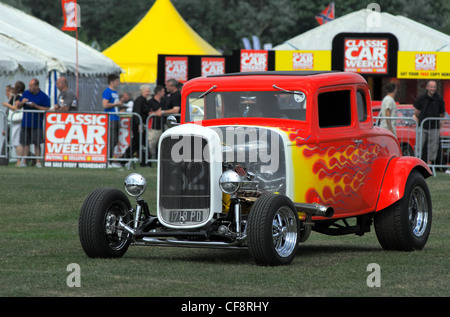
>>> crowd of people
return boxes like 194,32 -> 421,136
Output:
101,74 -> 182,167
2,79 -> 51,167
1,76 -> 446,168
1,74 -> 182,168
1,77 -> 81,167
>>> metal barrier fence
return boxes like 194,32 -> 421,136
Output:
107,112 -> 143,168
418,117 -> 450,175
2,109 -> 44,167
144,113 -> 180,165
375,115 -> 450,175
1,109 -> 180,169
3,109 -> 447,174
0,110 -> 7,163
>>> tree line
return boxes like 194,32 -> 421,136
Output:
3,0 -> 450,54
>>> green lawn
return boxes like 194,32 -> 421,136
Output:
0,165 -> 448,297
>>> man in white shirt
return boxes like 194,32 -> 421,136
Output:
380,83 -> 397,136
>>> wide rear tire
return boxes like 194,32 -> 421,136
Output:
374,171 -> 432,251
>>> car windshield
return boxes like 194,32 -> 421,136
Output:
397,108 -> 416,127
185,90 -> 306,122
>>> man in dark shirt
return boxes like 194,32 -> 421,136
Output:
147,85 -> 166,159
122,85 -> 151,166
162,78 -> 182,116
414,80 -> 446,164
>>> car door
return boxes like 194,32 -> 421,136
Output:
308,86 -> 376,217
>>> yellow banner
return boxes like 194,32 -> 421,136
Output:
275,50 -> 331,71
397,51 -> 450,79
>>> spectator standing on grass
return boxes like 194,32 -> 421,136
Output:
0,84 -> 13,165
54,77 -> 77,112
147,85 -> 166,160
122,85 -> 151,166
2,81 -> 25,166
380,83 -> 397,136
17,78 -> 50,167
102,74 -> 124,160
414,80 -> 446,164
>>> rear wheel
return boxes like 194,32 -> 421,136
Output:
248,194 -> 300,266
374,171 -> 432,250
79,188 -> 132,258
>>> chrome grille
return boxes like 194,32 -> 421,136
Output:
159,136 -> 210,225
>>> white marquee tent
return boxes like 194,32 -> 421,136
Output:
274,9 -> 450,52
0,2 -> 122,112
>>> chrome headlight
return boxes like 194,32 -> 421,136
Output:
124,173 -> 146,197
219,170 -> 241,195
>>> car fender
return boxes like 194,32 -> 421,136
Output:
375,156 -> 432,212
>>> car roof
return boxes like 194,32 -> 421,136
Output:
209,71 -> 338,78
184,71 -> 367,92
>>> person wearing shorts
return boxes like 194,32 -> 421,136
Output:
17,78 -> 50,167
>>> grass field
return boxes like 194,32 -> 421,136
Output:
0,164 -> 448,297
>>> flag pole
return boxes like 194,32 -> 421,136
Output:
61,0 -> 79,100
76,26 -> 79,100
75,5 -> 79,100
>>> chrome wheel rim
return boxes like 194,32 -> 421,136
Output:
272,207 -> 298,258
104,202 -> 129,250
409,186 -> 429,237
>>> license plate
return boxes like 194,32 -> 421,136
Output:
169,210 -> 203,223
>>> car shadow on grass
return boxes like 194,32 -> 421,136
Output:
124,242 -> 383,266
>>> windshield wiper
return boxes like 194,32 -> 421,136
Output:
189,85 -> 217,105
272,84 -> 298,94
196,85 -> 217,100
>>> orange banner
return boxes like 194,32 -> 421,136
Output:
61,0 -> 78,31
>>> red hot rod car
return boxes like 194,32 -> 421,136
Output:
79,71 -> 432,266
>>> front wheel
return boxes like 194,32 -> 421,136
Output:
79,188 -> 132,258
248,194 -> 300,266
374,171 -> 432,251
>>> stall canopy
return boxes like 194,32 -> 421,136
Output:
103,0 -> 221,83
274,9 -> 450,52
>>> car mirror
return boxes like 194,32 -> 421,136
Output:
166,115 -> 179,128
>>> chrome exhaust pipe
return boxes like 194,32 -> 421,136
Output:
134,237 -> 246,250
294,202 -> 334,218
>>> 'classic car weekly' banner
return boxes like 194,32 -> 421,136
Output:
165,56 -> 188,83
275,50 -> 332,71
344,38 -> 388,74
201,57 -> 226,77
397,51 -> 450,79
44,113 -> 109,168
113,116 -> 132,158
240,50 -> 268,72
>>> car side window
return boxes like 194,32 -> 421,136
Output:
357,90 -> 367,122
318,90 -> 351,128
